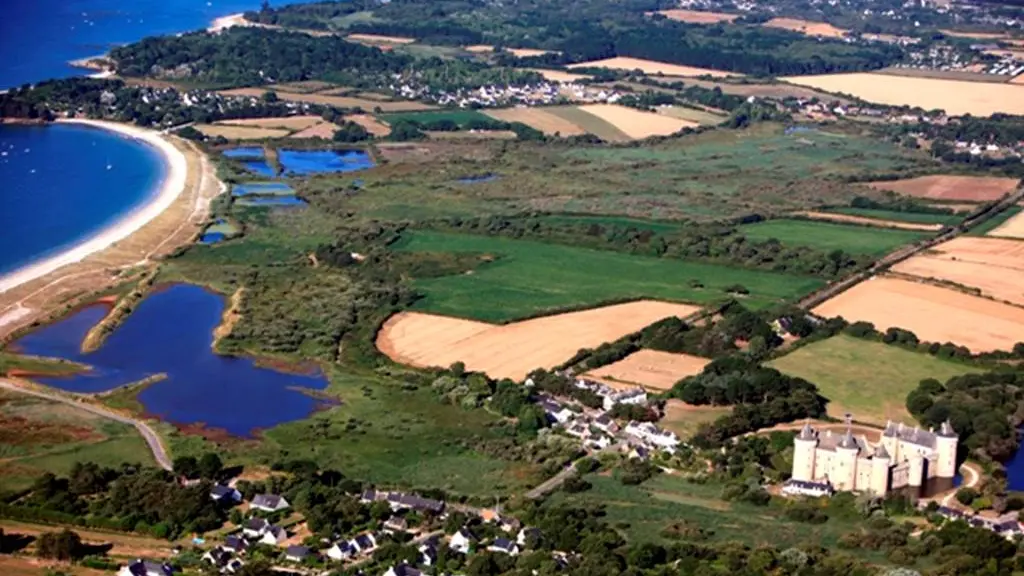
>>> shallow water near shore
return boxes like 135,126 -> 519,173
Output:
0,123 -> 165,278
1,0 -> 260,89
11,283 -> 330,437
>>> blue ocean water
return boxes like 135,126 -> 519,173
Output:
12,284 -> 330,436
0,123 -> 166,277
0,0 -> 259,89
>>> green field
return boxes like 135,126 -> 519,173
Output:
768,335 -> 983,424
970,206 -> 1022,236
0,390 -> 153,491
394,231 -> 823,321
826,207 -> 961,225
376,109 -> 494,127
741,219 -> 927,255
546,473 -> 882,556
546,106 -> 631,142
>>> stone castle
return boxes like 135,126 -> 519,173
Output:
790,419 -> 959,496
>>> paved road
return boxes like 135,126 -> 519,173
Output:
0,378 -> 172,471
526,464 -> 578,499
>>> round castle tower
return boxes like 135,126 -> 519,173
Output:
834,427 -> 859,491
935,420 -> 959,478
870,443 -> 891,496
792,422 -> 817,482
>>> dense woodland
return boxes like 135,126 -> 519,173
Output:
250,0 -> 906,76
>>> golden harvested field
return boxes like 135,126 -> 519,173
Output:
484,107 -> 587,136
813,276 -> 1024,352
654,9 -> 738,23
1013,74 -> 1024,86
289,122 -> 336,139
347,113 -> 391,136
893,237 -> 1024,306
781,73 -> 1024,116
989,210 -> 1024,238
655,105 -> 727,125
217,115 -> 324,131
875,67 -> 1012,84
568,57 -> 741,78
463,45 -> 557,57
940,30 -> 1011,39
576,103 -> 697,138
376,300 -> 701,381
218,88 -> 437,112
763,18 -> 848,38
346,33 -> 416,44
273,80 -> 338,93
195,124 -> 290,139
867,175 -> 1019,201
528,68 -> 591,83
584,349 -> 710,390
796,211 -> 943,231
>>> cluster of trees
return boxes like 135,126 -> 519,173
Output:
666,359 -> 828,447
906,371 -> 1024,462
845,194 -> 956,216
6,463 -> 225,538
620,79 -> 747,112
244,0 -> 369,30
421,214 -> 873,280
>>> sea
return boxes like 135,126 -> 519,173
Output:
0,0 -> 259,277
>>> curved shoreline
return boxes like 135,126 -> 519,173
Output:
0,119 -> 187,295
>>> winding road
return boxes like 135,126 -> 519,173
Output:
0,378 -> 172,471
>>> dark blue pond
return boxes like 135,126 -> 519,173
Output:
222,147 -> 265,159
232,182 -> 295,197
236,196 -> 307,207
457,173 -> 500,184
243,160 -> 276,177
278,149 -> 375,176
199,232 -> 226,244
1005,446 -> 1024,491
12,284 -> 329,436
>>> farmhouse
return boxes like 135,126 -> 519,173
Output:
383,565 -> 423,576
118,560 -> 175,576
782,479 -> 835,498
791,421 -> 958,496
488,537 -> 520,555
259,525 -> 288,546
285,546 -> 312,563
449,529 -> 477,554
210,485 -> 241,504
361,489 -> 446,514
250,493 -> 290,512
242,518 -> 268,539
624,421 -> 681,452
603,387 -> 649,411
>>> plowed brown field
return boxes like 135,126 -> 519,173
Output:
568,57 -> 740,78
868,175 -> 1019,201
584,349 -> 710,390
893,237 -> 1024,306
376,301 -> 701,381
763,18 -> 848,38
654,9 -> 738,23
813,276 -> 1024,352
484,107 -> 586,136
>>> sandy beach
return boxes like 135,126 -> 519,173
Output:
0,120 -> 187,295
208,13 -> 250,33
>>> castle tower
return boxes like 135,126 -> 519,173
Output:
870,444 -> 891,496
934,420 -> 959,478
792,422 -> 817,482
833,426 -> 859,491
907,453 -> 925,487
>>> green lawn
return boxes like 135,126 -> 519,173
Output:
546,106 -> 631,142
969,206 -> 1022,236
394,231 -> 823,321
825,207 -> 961,226
741,219 -> 927,255
546,473 -> 885,557
768,335 -> 983,425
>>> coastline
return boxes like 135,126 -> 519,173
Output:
0,119 -> 187,295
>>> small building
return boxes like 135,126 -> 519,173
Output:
539,398 -> 575,425
353,532 -> 378,553
384,516 -> 409,533
624,421 -> 680,452
593,414 -> 619,434
326,541 -> 355,561
449,529 -> 477,554
782,478 -> 834,498
118,560 -> 175,576
603,388 -> 648,411
488,537 -> 519,556
222,535 -> 248,555
285,545 -> 312,563
419,541 -> 438,566
250,494 -> 290,513
210,485 -> 242,504
242,518 -> 268,539
259,525 -> 287,546
202,547 -> 232,569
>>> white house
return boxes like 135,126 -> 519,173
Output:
383,565 -> 422,576
781,479 -> 834,498
250,494 -> 290,513
210,485 -> 242,504
242,518 -> 268,539
487,537 -> 520,556
326,541 -> 355,561
260,525 -> 287,546
539,398 -> 575,425
118,560 -> 175,576
517,527 -> 541,547
285,546 -> 312,563
449,529 -> 477,554
603,388 -> 648,411
624,421 -> 680,452
351,532 -> 378,554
